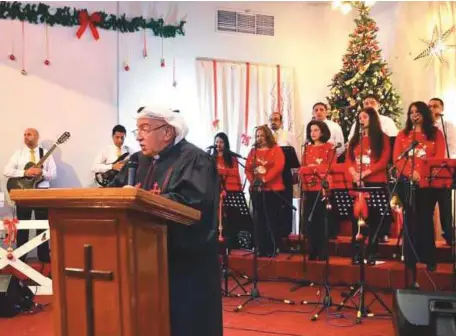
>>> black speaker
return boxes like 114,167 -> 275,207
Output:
0,274 -> 35,317
393,289 -> 456,336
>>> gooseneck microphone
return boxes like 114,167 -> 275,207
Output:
127,156 -> 139,186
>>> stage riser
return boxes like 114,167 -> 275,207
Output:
227,252 -> 455,292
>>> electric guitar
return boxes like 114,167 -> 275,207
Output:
6,132 -> 71,191
94,152 -> 130,187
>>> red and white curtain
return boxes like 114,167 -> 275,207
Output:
196,59 -> 296,157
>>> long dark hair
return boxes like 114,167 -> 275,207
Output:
349,107 -> 384,161
404,101 -> 436,140
306,120 -> 331,144
213,132 -> 234,168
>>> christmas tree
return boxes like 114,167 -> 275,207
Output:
327,2 -> 402,138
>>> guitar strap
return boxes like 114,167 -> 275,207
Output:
39,147 -> 43,159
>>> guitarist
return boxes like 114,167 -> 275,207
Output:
91,124 -> 130,175
3,128 -> 57,263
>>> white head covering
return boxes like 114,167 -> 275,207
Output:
136,106 -> 188,144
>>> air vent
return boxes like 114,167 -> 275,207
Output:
216,10 -> 275,36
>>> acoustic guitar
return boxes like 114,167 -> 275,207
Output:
6,132 -> 71,191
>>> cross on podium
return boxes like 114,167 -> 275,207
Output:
64,244 -> 114,336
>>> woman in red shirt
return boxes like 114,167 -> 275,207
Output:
212,132 -> 243,248
301,120 -> 335,260
346,107 -> 391,266
245,125 -> 285,257
393,101 -> 445,272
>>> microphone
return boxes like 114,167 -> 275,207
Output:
397,140 -> 419,160
127,156 -> 139,186
206,145 -> 216,150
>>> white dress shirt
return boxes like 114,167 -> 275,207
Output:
435,118 -> 456,158
272,128 -> 300,163
3,146 -> 57,188
92,144 -> 130,173
348,114 -> 398,140
323,119 -> 345,157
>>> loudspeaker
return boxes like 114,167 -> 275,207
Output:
393,289 -> 456,336
0,274 -> 35,317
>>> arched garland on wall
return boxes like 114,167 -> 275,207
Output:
0,1 -> 186,38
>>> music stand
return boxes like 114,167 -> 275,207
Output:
296,163 -> 351,320
420,158 -> 456,291
280,146 -> 300,250
335,186 -> 392,323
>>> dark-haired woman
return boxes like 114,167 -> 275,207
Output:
393,101 -> 445,272
346,107 -> 391,265
301,120 -> 335,260
245,125 -> 285,257
213,132 -> 243,248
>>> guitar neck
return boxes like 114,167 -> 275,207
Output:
35,144 -> 57,167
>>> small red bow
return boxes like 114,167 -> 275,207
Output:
212,119 -> 220,130
241,133 -> 251,146
76,10 -> 102,40
3,218 -> 18,245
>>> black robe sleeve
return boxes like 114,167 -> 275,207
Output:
161,150 -> 220,253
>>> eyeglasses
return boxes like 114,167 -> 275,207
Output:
132,124 -> 167,137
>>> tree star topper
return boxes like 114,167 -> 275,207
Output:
414,25 -> 456,66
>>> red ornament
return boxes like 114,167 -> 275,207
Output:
21,69 -> 27,76
160,58 -> 166,68
44,59 -> 51,66
124,65 -> 130,71
6,247 -> 14,260
9,54 -> 16,61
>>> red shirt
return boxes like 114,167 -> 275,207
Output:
216,155 -> 242,192
393,128 -> 445,178
302,142 -> 335,166
245,145 -> 285,191
345,133 -> 391,183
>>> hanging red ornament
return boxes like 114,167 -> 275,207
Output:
124,65 -> 130,71
21,69 -> 27,75
160,58 -> 166,68
9,54 -> 16,61
44,59 -> 51,66
6,247 -> 14,260
44,24 -> 51,67
143,28 -> 148,58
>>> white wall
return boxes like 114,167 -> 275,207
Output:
118,1 -> 355,149
0,1 -> 119,214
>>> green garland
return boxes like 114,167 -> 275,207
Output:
0,1 -> 186,38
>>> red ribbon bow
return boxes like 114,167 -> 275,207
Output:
241,133 -> 251,146
3,218 -> 18,245
76,10 -> 102,40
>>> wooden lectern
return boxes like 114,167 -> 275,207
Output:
10,187 -> 200,336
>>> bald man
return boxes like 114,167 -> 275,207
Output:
3,128 -> 57,262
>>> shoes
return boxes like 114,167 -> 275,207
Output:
427,263 -> 436,272
367,254 -> 376,266
351,253 -> 361,265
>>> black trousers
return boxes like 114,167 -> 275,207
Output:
251,190 -> 283,256
279,169 -> 294,239
397,180 -> 438,267
436,189 -> 453,244
351,182 -> 391,258
16,206 -> 50,262
302,191 -> 327,259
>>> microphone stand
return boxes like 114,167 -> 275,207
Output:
300,143 -> 340,321
234,142 -> 295,312
288,141 -> 314,287
405,123 -> 418,289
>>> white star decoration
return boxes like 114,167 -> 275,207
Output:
414,25 -> 456,66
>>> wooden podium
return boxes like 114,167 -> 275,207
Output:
10,187 -> 200,336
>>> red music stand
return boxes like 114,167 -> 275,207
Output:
419,158 -> 456,189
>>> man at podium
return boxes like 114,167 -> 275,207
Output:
131,106 -> 223,336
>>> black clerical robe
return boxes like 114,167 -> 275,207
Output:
124,140 -> 223,336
